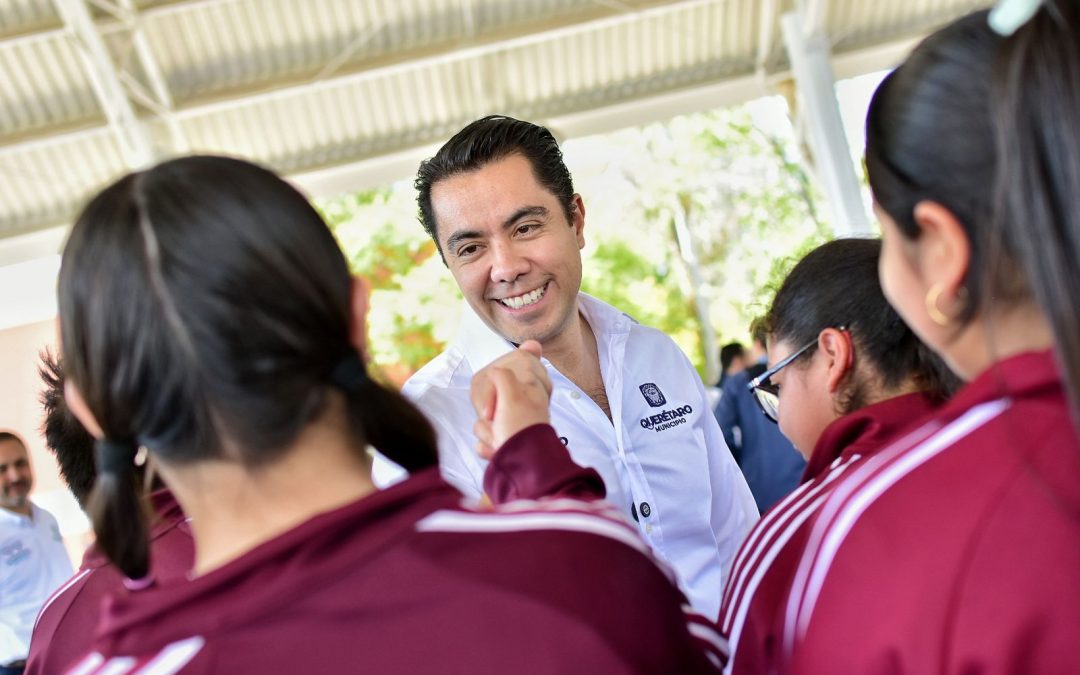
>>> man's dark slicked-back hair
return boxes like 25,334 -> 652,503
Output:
720,343 -> 745,372
415,115 -> 575,259
0,431 -> 26,447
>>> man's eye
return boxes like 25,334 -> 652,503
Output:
516,223 -> 538,235
457,244 -> 479,257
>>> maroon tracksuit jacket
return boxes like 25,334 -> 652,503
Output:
27,490 -> 195,675
66,425 -> 722,674
716,393 -> 937,673
785,351 -> 1080,673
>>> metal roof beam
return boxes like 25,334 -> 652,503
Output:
52,0 -> 154,167
117,0 -> 189,152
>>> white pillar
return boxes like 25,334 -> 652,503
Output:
780,9 -> 870,236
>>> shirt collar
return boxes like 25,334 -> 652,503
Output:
456,292 -> 631,372
0,502 -> 37,524
802,349 -> 1062,483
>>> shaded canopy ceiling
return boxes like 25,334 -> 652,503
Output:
0,0 -> 989,264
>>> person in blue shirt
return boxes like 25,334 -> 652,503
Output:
714,323 -> 805,513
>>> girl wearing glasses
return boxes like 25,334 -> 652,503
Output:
717,237 -> 956,673
784,2 -> 1080,672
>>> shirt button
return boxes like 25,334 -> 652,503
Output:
639,502 -> 652,518
645,524 -> 653,534
569,391 -> 581,400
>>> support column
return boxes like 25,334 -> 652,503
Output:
779,6 -> 871,236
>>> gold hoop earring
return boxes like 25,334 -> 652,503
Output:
925,284 -> 950,326
925,283 -> 968,326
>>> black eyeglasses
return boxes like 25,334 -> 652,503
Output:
747,326 -> 847,423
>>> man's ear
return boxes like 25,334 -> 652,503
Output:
570,194 -> 586,249
912,201 -> 971,298
820,328 -> 853,394
348,275 -> 372,357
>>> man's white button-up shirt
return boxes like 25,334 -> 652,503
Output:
378,293 -> 758,619
0,502 -> 73,664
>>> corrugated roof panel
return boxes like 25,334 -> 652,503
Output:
827,0 -> 990,50
0,33 -> 101,139
132,0 -> 676,109
0,129 -> 126,234
141,0 -> 471,103
0,0 -> 59,38
496,0 -> 756,120
0,0 -> 1002,244
173,57 -> 470,174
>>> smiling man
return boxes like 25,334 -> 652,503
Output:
378,115 -> 757,619
0,431 -> 72,675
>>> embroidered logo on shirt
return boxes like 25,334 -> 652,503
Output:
639,383 -> 667,407
1,539 -> 30,566
639,405 -> 694,432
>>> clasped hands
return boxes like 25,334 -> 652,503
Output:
469,340 -> 553,459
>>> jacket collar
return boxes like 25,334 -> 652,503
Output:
804,392 -> 940,482
937,349 -> 1060,421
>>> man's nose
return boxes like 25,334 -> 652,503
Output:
489,242 -> 529,284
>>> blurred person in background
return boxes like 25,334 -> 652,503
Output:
0,431 -> 72,675
715,322 -> 805,512
25,354 -> 194,675
716,342 -> 747,389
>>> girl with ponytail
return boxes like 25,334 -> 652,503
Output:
783,2 -> 1080,672
58,156 -> 721,674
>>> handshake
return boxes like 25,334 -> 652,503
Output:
470,340 -> 552,459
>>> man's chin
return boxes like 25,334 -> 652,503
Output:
1,491 -> 30,508
489,316 -> 546,345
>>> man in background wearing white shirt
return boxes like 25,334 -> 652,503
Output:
377,115 -> 757,619
0,431 -> 72,675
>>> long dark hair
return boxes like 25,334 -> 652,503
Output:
865,2 -> 1080,427
763,238 -> 958,413
59,155 -> 437,579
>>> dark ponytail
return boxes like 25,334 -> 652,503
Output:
87,440 -> 150,580
866,1 -> 1080,431
331,353 -> 438,473
61,156 -> 441,575
992,0 -> 1080,430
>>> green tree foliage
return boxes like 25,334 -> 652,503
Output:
318,99 -> 844,385
317,183 -> 461,387
568,104 -> 833,378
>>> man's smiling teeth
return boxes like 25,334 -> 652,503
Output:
499,285 -> 546,309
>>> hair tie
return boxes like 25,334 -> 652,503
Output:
988,0 -> 1042,36
330,351 -> 368,392
95,439 -> 138,476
